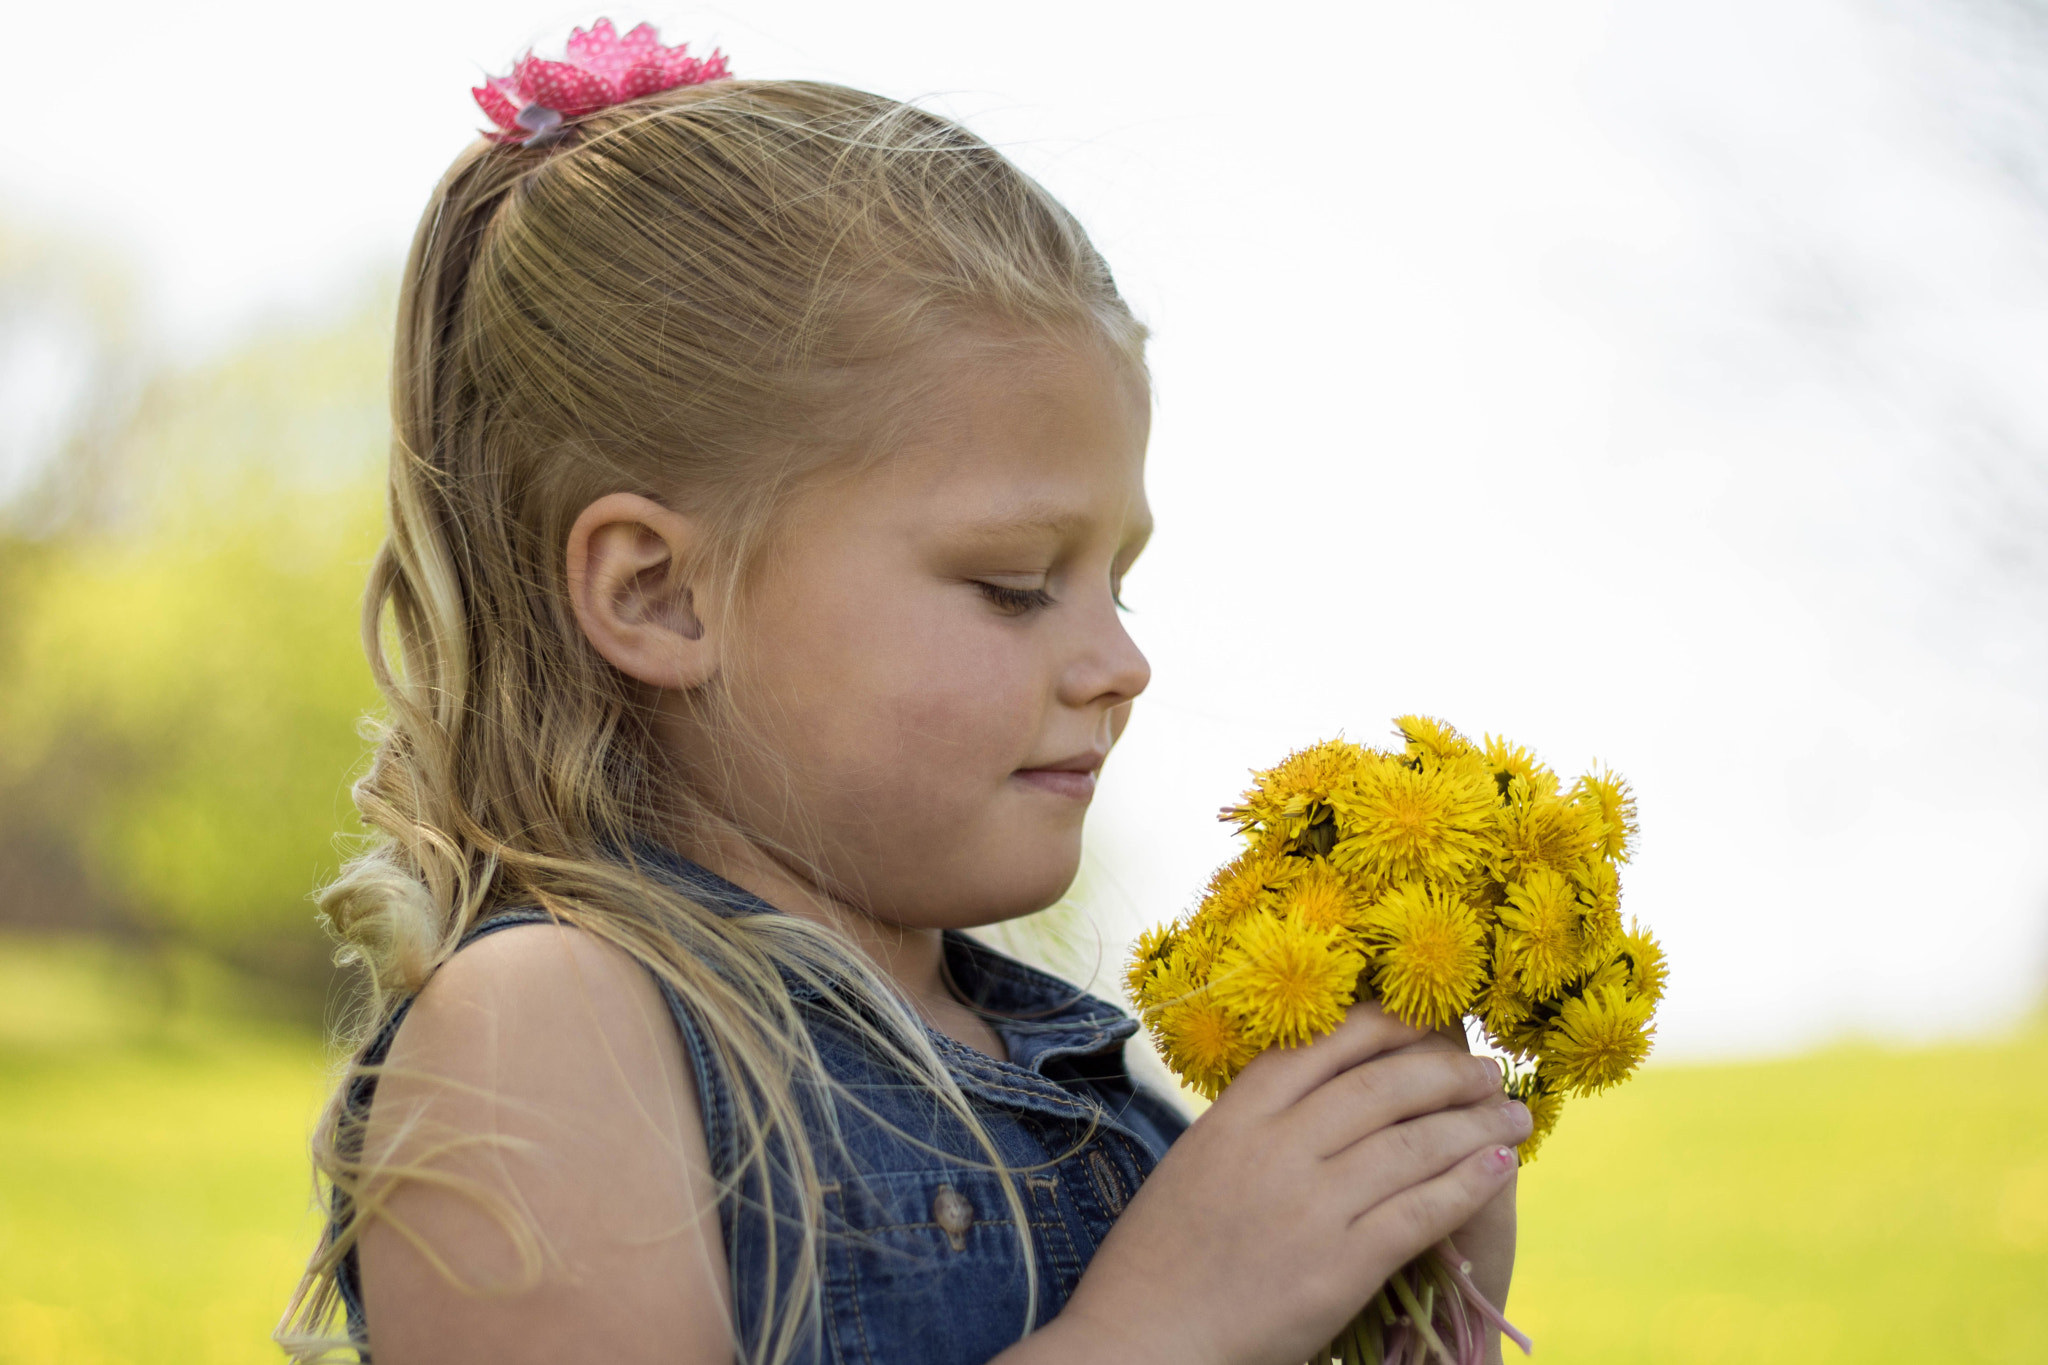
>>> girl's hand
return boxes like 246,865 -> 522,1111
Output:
1000,1000 -> 1528,1365
1378,1025 -> 1518,1351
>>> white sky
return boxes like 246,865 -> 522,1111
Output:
6,0 -> 2047,1059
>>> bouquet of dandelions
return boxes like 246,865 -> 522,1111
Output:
1124,717 -> 1667,1365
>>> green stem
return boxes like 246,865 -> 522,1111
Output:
1361,1309 -> 1387,1365
1388,1270 -> 1457,1365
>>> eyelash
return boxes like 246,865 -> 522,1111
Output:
975,583 -> 1134,615
977,582 -> 1057,616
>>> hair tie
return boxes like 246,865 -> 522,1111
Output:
472,18 -> 731,147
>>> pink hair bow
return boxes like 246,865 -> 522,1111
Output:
473,18 -> 731,146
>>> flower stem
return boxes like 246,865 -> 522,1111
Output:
1388,1270 -> 1458,1365
1432,1240 -> 1534,1356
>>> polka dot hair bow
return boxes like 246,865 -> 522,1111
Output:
473,18 -> 732,147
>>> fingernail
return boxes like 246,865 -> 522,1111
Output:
1489,1145 -> 1519,1171
1500,1099 -> 1531,1135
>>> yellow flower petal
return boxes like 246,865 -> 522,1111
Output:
1484,735 -> 1560,803
1195,847 -> 1299,932
1493,783 -> 1604,885
1328,758 -> 1498,884
1394,714 -> 1479,767
1276,859 -> 1369,934
1363,881 -> 1488,1030
1210,914 -> 1363,1050
1616,916 -> 1667,1005
1221,738 -> 1380,843
1475,960 -> 1539,1054
1572,767 -> 1639,863
1158,994 -> 1257,1098
1540,983 -> 1655,1096
1497,867 -> 1586,998
1124,920 -> 1180,1005
1512,1076 -> 1565,1165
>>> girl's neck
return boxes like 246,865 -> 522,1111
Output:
674,824 -> 1010,1062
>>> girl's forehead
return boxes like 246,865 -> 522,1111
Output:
787,338 -> 1151,539
868,359 -> 1149,530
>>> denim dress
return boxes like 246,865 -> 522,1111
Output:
333,852 -> 1189,1363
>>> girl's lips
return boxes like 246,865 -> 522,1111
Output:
1013,768 -> 1098,800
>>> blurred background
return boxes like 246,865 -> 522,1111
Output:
2,1 -> 2044,1361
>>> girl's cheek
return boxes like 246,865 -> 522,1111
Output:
882,659 -> 1039,775
760,578 -> 1045,794
776,630 -> 1029,782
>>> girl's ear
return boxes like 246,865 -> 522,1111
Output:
566,493 -> 721,690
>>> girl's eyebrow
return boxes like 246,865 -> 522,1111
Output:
951,505 -> 1085,537
952,503 -> 1154,544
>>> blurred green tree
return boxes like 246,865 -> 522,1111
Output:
0,279 -> 390,1006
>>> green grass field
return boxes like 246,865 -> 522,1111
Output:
1,933 -> 2043,1364
1511,1020 -> 2048,1363
0,940 -> 330,1365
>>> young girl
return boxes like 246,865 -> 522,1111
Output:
282,25 -> 1529,1365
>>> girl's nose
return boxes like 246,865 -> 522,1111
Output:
1059,597 -> 1151,710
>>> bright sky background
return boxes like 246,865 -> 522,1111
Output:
6,0 -> 2047,1059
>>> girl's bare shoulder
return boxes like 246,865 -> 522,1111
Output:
382,919 -> 688,1088
361,920 -> 733,1365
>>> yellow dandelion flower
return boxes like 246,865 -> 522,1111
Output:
1540,983 -> 1655,1096
1492,784 -> 1603,884
1165,918 -> 1227,986
1135,719 -> 1659,1169
1578,952 -> 1628,997
1568,859 -> 1623,966
1475,963 -> 1536,1045
1571,856 -> 1620,917
1362,881 -> 1488,1031
1194,848 -> 1296,931
1133,939 -> 1204,1020
1158,994 -> 1257,1098
1497,867 -> 1586,998
1394,714 -> 1478,767
1276,860 -> 1370,935
1572,767 -> 1638,863
1490,1008 -> 1551,1062
1579,908 -> 1622,968
1221,738 -> 1379,840
1124,921 -> 1179,1004
1483,735 -> 1560,803
1515,1081 -> 1565,1165
1615,917 -> 1667,1005
1328,758 -> 1498,884
1210,914 -> 1364,1050
1242,821 -> 1298,862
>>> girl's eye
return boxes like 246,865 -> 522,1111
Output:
976,582 -> 1056,616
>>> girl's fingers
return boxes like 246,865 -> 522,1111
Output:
1328,1098 -> 1532,1216
1221,1001 -> 1432,1113
1344,1136 -> 1523,1269
1288,1050 -> 1506,1157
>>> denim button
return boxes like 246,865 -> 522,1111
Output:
1086,1148 -> 1129,1215
932,1184 -> 975,1251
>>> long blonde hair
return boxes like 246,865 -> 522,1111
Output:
278,80 -> 1147,1364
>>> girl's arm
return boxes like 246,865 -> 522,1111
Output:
357,923 -> 735,1365
998,1003 -> 1527,1365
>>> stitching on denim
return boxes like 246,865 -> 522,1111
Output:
823,1183 -> 878,1365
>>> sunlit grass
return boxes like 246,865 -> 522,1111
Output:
1513,1019 -> 2048,1364
1,932 -> 2043,1364
0,938 -> 329,1365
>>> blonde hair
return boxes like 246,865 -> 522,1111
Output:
278,80 -> 1147,1364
